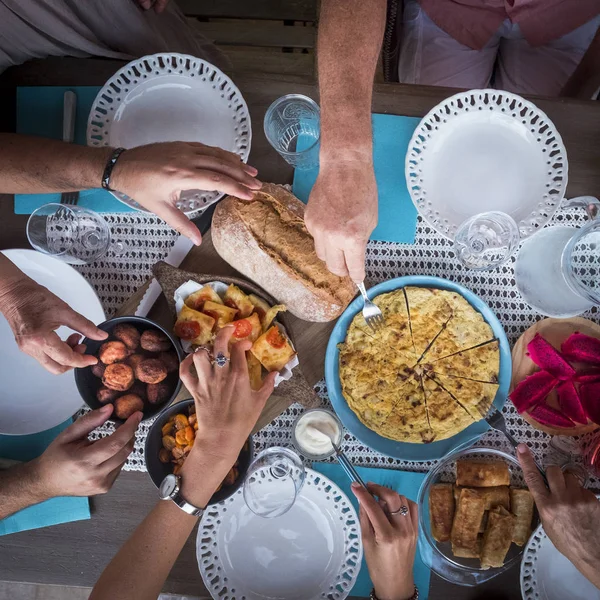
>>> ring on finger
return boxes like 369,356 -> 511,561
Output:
194,345 -> 213,360
389,505 -> 409,517
212,352 -> 230,368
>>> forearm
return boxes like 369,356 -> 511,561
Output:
317,0 -> 387,157
0,134 -> 112,194
0,459 -> 50,519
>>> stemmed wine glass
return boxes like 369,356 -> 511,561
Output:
26,203 -> 124,265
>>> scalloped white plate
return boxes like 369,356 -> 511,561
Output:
521,515 -> 600,600
87,53 -> 251,216
405,89 -> 568,240
197,469 -> 362,600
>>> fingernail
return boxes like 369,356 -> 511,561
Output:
351,482 -> 361,489
135,412 -> 143,424
191,233 -> 202,246
517,444 -> 527,454
100,404 -> 112,415
245,165 -> 258,175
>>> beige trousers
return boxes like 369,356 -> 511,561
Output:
0,0 -> 225,74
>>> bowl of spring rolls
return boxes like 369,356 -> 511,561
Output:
417,446 -> 538,586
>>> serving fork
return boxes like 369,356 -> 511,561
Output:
482,404 -> 548,486
357,281 -> 385,332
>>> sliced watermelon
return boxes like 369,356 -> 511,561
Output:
580,382 -> 600,425
556,380 -> 587,425
527,334 -> 575,380
529,403 -> 575,428
509,370 -> 558,413
574,370 -> 600,384
561,333 -> 600,366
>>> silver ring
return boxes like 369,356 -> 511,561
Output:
390,505 -> 409,517
194,345 -> 213,359
212,352 -> 230,368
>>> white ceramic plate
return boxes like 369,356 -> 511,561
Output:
87,53 -> 251,215
521,518 -> 600,600
0,249 -> 105,435
405,89 -> 568,240
197,469 -> 362,600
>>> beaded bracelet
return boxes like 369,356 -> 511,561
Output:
101,147 -> 126,192
369,587 -> 419,600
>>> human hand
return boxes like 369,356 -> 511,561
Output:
111,142 -> 262,245
0,275 -> 108,374
517,444 -> 600,588
136,0 -> 169,13
179,326 -> 276,502
352,482 -> 418,600
304,154 -> 377,281
34,405 -> 141,498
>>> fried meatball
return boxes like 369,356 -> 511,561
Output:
98,340 -> 128,365
97,386 -> 119,404
126,353 -> 145,371
113,323 -> 141,352
91,362 -> 106,378
140,329 -> 172,353
135,358 -> 168,384
114,394 -> 144,420
147,382 -> 171,404
158,351 -> 179,373
102,363 -> 135,391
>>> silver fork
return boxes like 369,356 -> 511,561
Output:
482,404 -> 548,486
60,191 -> 79,205
60,91 -> 79,206
357,281 -> 385,332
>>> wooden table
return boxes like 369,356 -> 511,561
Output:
1,57 -> 599,599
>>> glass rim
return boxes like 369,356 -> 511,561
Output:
26,202 -> 80,257
263,94 -> 321,156
291,408 -> 344,461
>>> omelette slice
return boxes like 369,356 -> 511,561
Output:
430,373 -> 498,420
424,339 -> 500,383
377,375 -> 435,443
404,287 -> 453,359
344,385 -> 400,432
422,375 -> 476,441
422,291 -> 494,362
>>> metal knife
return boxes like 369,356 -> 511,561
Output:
60,91 -> 79,205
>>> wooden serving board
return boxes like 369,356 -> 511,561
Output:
116,229 -> 338,432
511,317 -> 600,436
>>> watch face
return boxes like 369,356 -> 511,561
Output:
159,474 -> 178,499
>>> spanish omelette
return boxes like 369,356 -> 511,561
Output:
338,287 -> 500,444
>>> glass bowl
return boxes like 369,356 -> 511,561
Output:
291,408 -> 344,461
417,446 -> 537,587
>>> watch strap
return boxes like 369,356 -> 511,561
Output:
101,147 -> 126,191
172,489 -> 204,518
370,587 -> 418,600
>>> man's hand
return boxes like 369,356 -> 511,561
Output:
111,142 -> 262,245
35,405 -> 141,498
0,275 -> 108,374
305,154 -> 377,281
179,326 -> 276,505
352,482 -> 418,600
518,444 -> 600,588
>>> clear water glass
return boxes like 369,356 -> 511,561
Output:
243,447 -> 306,519
27,203 -> 120,265
453,211 -> 520,270
263,94 -> 320,170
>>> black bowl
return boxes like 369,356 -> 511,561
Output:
145,398 -> 253,505
74,316 -> 184,423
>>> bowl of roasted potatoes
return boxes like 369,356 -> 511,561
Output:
417,446 -> 538,587
145,398 -> 253,504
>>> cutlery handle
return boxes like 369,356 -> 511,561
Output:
357,281 -> 369,303
63,91 -> 77,144
498,424 -> 549,487
335,449 -> 368,490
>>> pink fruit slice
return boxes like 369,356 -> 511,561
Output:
580,382 -> 600,425
574,371 -> 600,384
529,403 -> 575,428
556,380 -> 588,425
561,333 -> 600,366
509,370 -> 558,413
527,334 -> 575,380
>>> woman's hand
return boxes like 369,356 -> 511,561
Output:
178,326 -> 276,505
0,274 -> 108,374
352,482 -> 418,600
517,444 -> 600,588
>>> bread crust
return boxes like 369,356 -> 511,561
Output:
212,184 -> 356,322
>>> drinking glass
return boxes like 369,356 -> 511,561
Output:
27,203 -> 122,265
243,447 -> 306,518
515,196 -> 600,317
264,94 -> 320,170
453,211 -> 520,270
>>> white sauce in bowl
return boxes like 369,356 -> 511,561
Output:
294,410 -> 341,458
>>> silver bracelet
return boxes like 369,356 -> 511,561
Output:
370,586 -> 419,600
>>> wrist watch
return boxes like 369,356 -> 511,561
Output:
369,586 -> 418,600
159,473 -> 204,518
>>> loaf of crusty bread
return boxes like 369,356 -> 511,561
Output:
211,184 -> 356,322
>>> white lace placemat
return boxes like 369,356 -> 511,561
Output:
79,207 -> 599,488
